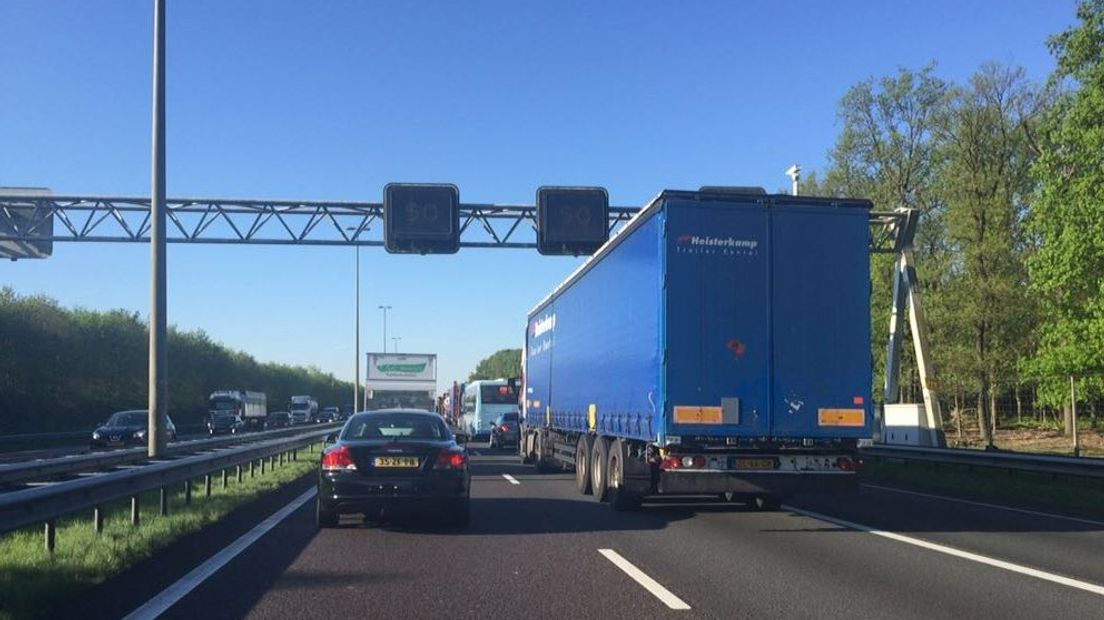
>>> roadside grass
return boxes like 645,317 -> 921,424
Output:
0,446 -> 322,620
861,459 -> 1104,517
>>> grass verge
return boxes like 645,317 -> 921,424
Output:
861,458 -> 1104,517
0,445 -> 322,620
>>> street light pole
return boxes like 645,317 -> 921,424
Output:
392,336 -> 401,352
148,0 -> 168,458
354,243 -> 360,414
379,305 -> 392,353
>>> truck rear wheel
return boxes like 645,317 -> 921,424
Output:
607,439 -> 643,511
590,436 -> 610,501
575,434 -> 594,495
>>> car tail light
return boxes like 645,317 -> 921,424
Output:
499,425 -> 510,433
435,450 -> 467,469
836,456 -> 855,471
321,446 -> 357,471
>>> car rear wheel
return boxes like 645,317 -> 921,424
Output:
316,498 -> 338,528
754,495 -> 783,511
575,434 -> 593,495
590,436 -> 610,502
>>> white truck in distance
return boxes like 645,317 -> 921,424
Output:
288,395 -> 318,424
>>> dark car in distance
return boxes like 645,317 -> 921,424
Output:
207,411 -> 244,435
91,410 -> 176,449
266,411 -> 292,429
316,410 -> 470,528
488,412 -> 520,450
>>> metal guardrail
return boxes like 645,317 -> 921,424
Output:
0,423 -> 340,487
861,444 -> 1104,479
0,427 -> 332,544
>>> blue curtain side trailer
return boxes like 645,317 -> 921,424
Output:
521,189 -> 873,510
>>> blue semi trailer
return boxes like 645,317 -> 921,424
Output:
520,188 -> 874,510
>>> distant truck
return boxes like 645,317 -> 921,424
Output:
208,390 -> 267,431
520,188 -> 873,511
288,395 -> 319,425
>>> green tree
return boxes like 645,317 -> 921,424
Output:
468,349 -> 522,381
1026,0 -> 1104,418
812,64 -> 954,400
935,63 -> 1047,445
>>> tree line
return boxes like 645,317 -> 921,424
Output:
0,288 -> 353,434
803,0 -> 1104,441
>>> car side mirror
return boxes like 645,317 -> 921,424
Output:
325,432 -> 339,444
454,432 -> 468,444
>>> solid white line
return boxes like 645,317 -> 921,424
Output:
861,483 -> 1104,527
502,474 -> 520,485
122,487 -> 317,620
784,505 -> 1104,598
598,548 -> 691,610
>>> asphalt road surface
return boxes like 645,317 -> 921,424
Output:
86,443 -> 1104,619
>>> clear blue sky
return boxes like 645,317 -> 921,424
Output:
0,0 -> 1077,395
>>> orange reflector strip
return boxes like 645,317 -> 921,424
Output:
673,406 -> 723,425
818,408 -> 865,427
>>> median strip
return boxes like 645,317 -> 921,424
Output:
785,505 -> 1104,597
598,548 -> 691,610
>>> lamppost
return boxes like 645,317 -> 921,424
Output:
347,226 -> 363,414
392,336 -> 401,353
379,305 -> 392,353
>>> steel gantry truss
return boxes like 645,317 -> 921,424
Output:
0,194 -> 640,250
0,194 -> 917,251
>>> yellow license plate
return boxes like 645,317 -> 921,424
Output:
736,458 -> 776,470
373,456 -> 419,468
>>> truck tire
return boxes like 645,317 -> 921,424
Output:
519,433 -> 533,464
575,434 -> 594,495
754,495 -> 783,511
590,436 -> 610,501
533,432 -> 556,473
607,438 -> 643,511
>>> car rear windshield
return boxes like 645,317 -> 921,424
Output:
480,385 -> 517,404
344,414 -> 447,440
107,411 -> 147,426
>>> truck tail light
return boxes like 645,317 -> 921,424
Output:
500,425 -> 510,433
836,456 -> 855,471
435,450 -> 468,469
660,456 -> 682,470
321,446 -> 357,471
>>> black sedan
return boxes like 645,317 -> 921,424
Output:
91,410 -> 177,449
316,410 -> 470,528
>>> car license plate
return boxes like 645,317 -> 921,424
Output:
373,456 -> 419,468
736,458 -> 775,470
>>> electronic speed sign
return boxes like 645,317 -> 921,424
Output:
383,183 -> 460,254
536,186 -> 609,256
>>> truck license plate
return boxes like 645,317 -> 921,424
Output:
373,456 -> 419,468
735,458 -> 775,470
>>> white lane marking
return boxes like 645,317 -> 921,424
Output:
502,474 -> 520,485
470,450 -> 482,456
122,487 -> 317,620
598,548 -> 691,610
861,483 -> 1104,527
785,505 -> 1104,598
